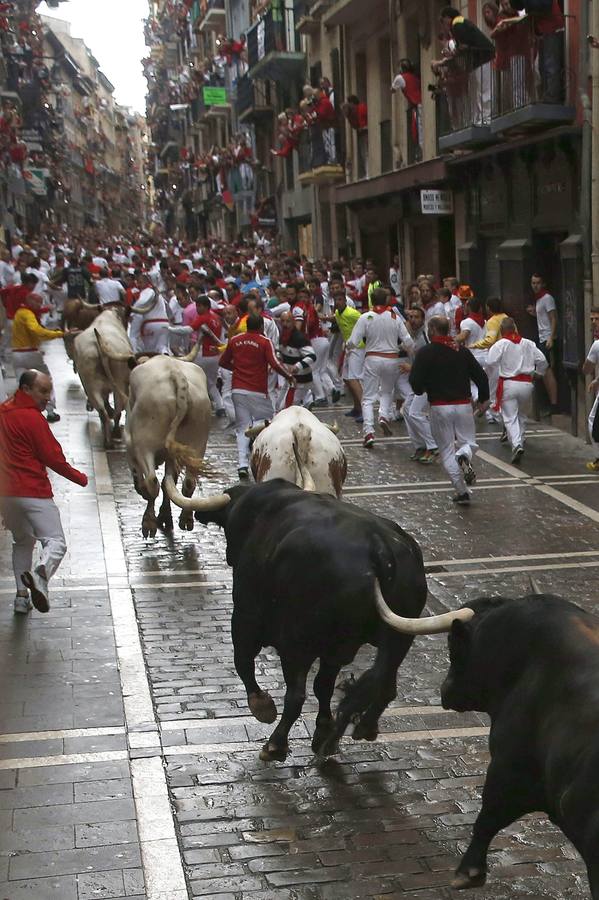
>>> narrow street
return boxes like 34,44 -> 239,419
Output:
1,342 -> 597,899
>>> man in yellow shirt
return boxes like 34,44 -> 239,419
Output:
12,293 -> 63,422
333,289 -> 363,419
471,296 -> 507,423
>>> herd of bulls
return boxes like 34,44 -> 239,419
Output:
66,310 -> 599,896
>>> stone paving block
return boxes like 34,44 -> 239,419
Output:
63,734 -> 127,754
19,761 -> 130,787
74,778 -> 132,804
76,869 -> 125,900
0,782 -> 74,810
0,875 -> 78,899
75,821 -> 138,848
9,843 -> 141,881
0,824 -> 74,855
14,799 -> 136,829
121,867 -> 145,895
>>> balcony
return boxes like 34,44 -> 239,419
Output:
247,5 -> 305,82
436,53 -> 496,152
297,126 -> 344,185
195,0 -> 226,32
235,74 -> 273,123
323,0 -> 386,26
191,87 -> 231,123
294,0 -> 332,34
489,26 -> 575,135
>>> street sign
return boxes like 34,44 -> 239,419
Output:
203,87 -> 228,106
420,189 -> 453,215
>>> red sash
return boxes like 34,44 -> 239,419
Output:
493,373 -> 533,412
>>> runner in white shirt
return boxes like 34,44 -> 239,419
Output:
347,288 -> 414,447
95,270 -> 125,307
440,287 -> 462,336
0,250 -> 16,287
487,318 -> 548,464
389,255 -> 402,302
129,274 -> 170,355
400,307 -> 438,464
456,298 -> 487,402
582,308 -> 599,471
526,274 -> 558,408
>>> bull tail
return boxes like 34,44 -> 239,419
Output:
164,367 -> 204,474
291,422 -> 316,492
94,328 -> 129,407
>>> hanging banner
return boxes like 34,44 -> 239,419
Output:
203,87 -> 228,106
23,166 -> 49,196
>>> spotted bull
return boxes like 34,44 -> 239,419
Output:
165,479 -> 471,762
246,406 -> 347,496
376,586 -> 599,898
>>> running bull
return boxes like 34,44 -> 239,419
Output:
125,352 -> 213,538
166,478 -> 470,761
376,585 -> 599,898
246,406 -> 347,496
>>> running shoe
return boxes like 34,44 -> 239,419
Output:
586,460 -> 599,473
511,446 -> 524,465
311,398 -> 328,408
238,467 -> 249,480
379,418 -> 392,436
410,447 -> 426,461
457,454 -> 476,486
46,412 -> 61,423
499,428 -> 508,443
363,433 -> 375,448
418,449 -> 437,465
344,409 -> 359,418
452,492 -> 471,506
21,566 -> 50,613
14,594 -> 32,615
331,389 -> 341,404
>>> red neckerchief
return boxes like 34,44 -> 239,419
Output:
372,305 -> 394,316
431,335 -> 459,351
533,291 -> 546,302
468,311 -> 485,328
502,331 -> 522,344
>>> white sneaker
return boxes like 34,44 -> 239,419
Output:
21,567 -> 50,613
14,594 -> 32,615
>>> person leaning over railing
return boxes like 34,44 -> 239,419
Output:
433,7 -> 496,125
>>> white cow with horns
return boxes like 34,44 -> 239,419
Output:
245,406 -> 347,497
124,353 -> 215,537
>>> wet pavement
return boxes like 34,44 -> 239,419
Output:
1,342 -> 598,898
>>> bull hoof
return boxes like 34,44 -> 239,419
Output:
351,720 -> 378,742
312,723 -> 339,757
142,519 -> 157,539
248,691 -> 277,724
111,425 -> 122,439
259,741 -> 289,762
451,868 -> 487,890
157,515 -> 173,532
178,513 -> 194,532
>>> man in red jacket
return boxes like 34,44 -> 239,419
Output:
219,314 -> 293,479
0,370 -> 88,614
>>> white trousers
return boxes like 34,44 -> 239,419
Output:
12,349 -> 56,413
327,332 -> 344,390
403,392 -> 436,451
219,368 -> 235,421
0,496 -> 67,592
232,391 -> 274,469
589,393 -> 599,457
0,317 -> 13,364
470,349 -> 488,402
362,356 -> 400,436
283,384 -> 312,409
196,356 -> 224,412
141,323 -> 170,355
500,381 -> 533,451
395,370 -> 412,403
311,336 -> 335,401
429,404 -> 478,495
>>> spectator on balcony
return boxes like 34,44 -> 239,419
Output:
486,1 -> 532,112
271,109 -> 305,159
528,0 -> 565,104
341,95 -> 368,132
319,76 -> 335,108
312,86 -> 337,167
391,60 -> 423,155
435,7 -> 496,125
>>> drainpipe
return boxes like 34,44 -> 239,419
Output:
580,0 -> 593,433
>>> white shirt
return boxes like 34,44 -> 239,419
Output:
459,316 -> 485,348
0,260 -> 15,287
96,277 -> 125,306
533,291 -> 557,343
389,267 -> 401,298
586,340 -> 599,379
27,267 -> 49,299
487,337 -> 548,378
444,296 -> 462,336
423,300 -> 446,323
129,291 -> 168,352
347,308 -> 414,355
169,295 -> 183,325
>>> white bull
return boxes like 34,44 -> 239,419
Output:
247,406 -> 347,497
125,354 -> 212,537
73,308 -> 133,448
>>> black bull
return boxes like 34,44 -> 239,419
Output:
194,479 -> 428,761
440,594 -> 599,896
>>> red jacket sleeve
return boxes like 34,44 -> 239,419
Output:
35,416 -> 88,486
219,342 -> 233,371
263,336 -> 288,378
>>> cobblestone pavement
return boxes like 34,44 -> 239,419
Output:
2,343 -> 599,898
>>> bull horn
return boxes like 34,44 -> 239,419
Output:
179,341 -> 200,363
94,329 -> 135,363
374,580 -> 475,635
163,475 -> 230,512
129,292 -> 159,315
79,298 -> 101,311
245,420 -> 270,439
528,576 -> 542,595
327,422 -> 340,435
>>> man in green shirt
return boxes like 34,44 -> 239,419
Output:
334,289 -> 363,419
